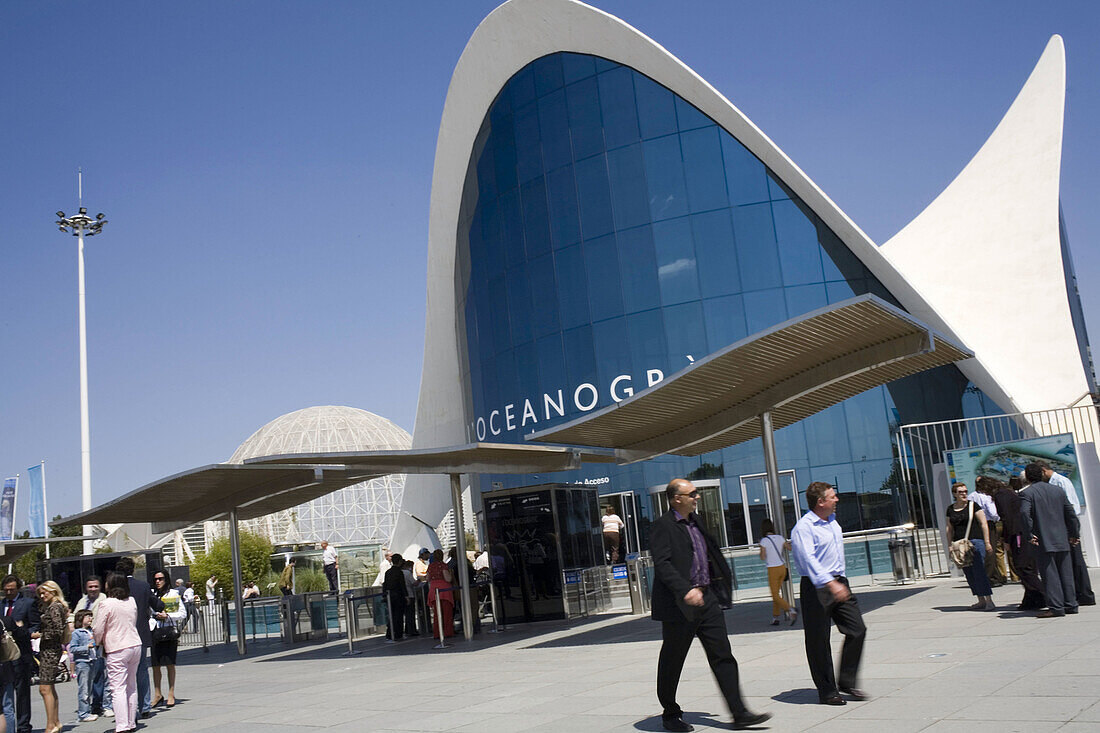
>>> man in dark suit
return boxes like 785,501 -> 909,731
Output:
2,574 -> 40,733
650,478 -> 770,732
1020,463 -> 1080,618
115,558 -> 165,717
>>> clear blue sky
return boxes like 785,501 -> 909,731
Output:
2,1 -> 1098,525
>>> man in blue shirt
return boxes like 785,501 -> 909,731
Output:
649,479 -> 771,732
790,482 -> 867,706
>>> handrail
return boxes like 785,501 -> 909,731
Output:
838,523 -> 916,541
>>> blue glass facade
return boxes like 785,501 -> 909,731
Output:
455,53 -> 998,544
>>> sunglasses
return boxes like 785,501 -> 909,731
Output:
676,490 -> 700,498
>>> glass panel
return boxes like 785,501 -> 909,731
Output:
627,308 -> 668,388
531,54 -> 564,97
508,65 -> 536,110
732,203 -> 782,290
633,73 -> 677,140
598,66 -> 640,150
574,154 -> 614,239
520,177 -> 551,259
617,225 -> 660,314
743,288 -> 788,334
546,165 -> 581,250
674,95 -> 712,132
554,244 -> 590,329
592,318 -> 632,400
663,301 -> 707,367
652,217 -> 699,306
643,135 -> 689,221
784,283 -> 828,319
772,199 -> 825,286
500,189 -> 525,267
803,404 -> 853,466
695,484 -> 726,545
493,118 -> 518,194
561,52 -> 597,84
527,252 -> 560,337
562,325 -> 598,399
584,233 -> 624,321
566,76 -> 604,161
692,209 -> 740,298
606,144 -> 650,231
722,135 -> 770,206
505,263 -> 533,345
514,102 -> 543,184
680,126 -> 728,213
702,294 -> 748,352
536,332 -> 566,397
538,89 -> 571,172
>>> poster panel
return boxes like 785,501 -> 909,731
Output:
0,478 -> 16,541
945,433 -> 1084,508
26,463 -> 46,538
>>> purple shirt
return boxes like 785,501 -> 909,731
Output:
673,510 -> 710,588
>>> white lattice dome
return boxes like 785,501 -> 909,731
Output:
221,406 -> 412,546
228,405 -> 411,463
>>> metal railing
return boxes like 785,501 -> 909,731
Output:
897,403 -> 1100,577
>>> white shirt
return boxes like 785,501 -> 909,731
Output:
760,533 -> 786,568
968,491 -> 999,522
322,546 -> 338,566
473,552 -> 490,571
1049,471 -> 1083,516
601,513 -> 624,533
791,511 -> 846,588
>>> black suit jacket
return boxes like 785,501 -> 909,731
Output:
128,576 -> 165,647
2,596 -> 40,658
649,511 -> 732,623
1020,480 -> 1079,553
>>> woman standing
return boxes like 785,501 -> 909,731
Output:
151,572 -> 186,708
426,549 -> 455,639
93,573 -> 142,733
946,482 -> 996,610
32,580 -> 68,733
758,518 -> 797,625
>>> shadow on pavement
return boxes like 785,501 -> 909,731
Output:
771,687 -> 823,705
633,711 -> 725,731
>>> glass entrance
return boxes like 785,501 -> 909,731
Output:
600,492 -> 640,562
738,471 -> 800,542
649,480 -> 727,546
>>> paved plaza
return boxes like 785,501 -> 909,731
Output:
38,571 -> 1100,733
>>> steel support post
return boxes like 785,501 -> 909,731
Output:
450,474 -> 474,641
229,507 -> 246,655
760,411 -> 796,606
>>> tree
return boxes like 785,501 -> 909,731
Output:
188,531 -> 273,600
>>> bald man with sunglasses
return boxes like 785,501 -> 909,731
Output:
649,478 -> 771,732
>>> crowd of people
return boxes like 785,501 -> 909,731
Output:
0,557 -> 188,733
948,460 -> 1094,616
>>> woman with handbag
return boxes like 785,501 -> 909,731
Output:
946,482 -> 996,610
150,572 -> 185,708
759,518 -> 797,625
31,581 -> 69,733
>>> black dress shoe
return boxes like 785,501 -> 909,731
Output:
661,717 -> 694,732
839,687 -> 870,701
820,694 -> 846,706
732,711 -> 772,729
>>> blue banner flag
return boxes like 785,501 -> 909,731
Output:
26,463 -> 46,538
0,477 -> 15,541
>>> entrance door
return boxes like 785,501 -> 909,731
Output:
600,492 -> 640,561
649,480 -> 727,546
738,470 -> 800,542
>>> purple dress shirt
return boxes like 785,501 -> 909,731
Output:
673,510 -> 710,588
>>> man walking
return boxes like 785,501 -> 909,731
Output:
650,478 -> 770,732
321,541 -> 339,592
1039,461 -> 1095,606
993,477 -> 1045,610
1020,463 -> 1079,617
790,482 -> 868,706
2,575 -> 39,733
279,558 -> 296,596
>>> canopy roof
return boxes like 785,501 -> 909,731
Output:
0,535 -> 105,565
51,443 -> 619,529
526,295 -> 972,460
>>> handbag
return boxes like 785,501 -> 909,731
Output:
0,626 -> 19,663
30,655 -> 70,685
949,501 -> 976,568
153,618 -> 180,643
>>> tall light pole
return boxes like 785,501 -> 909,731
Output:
56,171 -> 107,554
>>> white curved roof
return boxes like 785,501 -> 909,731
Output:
228,405 -> 411,464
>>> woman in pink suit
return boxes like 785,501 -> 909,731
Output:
93,573 -> 142,733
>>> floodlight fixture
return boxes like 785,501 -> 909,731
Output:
57,211 -> 66,218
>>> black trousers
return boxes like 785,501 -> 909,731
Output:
1071,541 -> 1095,604
15,656 -> 31,732
323,563 -> 338,592
1039,550 -> 1077,615
385,591 -> 407,639
656,589 -> 746,719
800,576 -> 866,699
1007,536 -> 1045,609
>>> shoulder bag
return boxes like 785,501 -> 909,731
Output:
0,625 -> 20,663
949,502 -> 976,568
